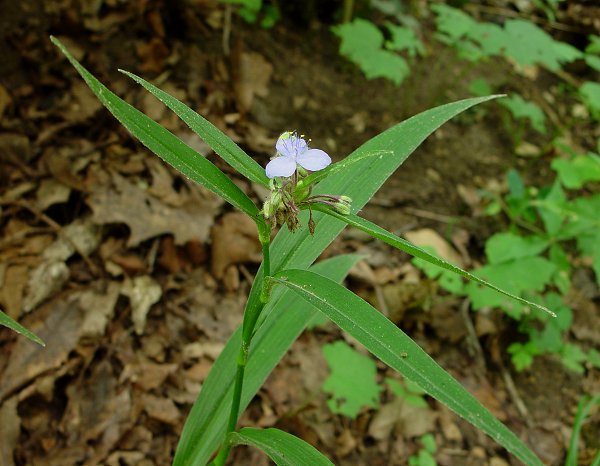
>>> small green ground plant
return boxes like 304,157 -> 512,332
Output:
333,18 -> 425,85
414,145 -> 600,373
10,36 -> 556,466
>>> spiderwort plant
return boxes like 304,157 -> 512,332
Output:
50,35 -> 555,466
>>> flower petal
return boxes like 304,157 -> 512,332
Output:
296,149 -> 331,172
276,133 -> 307,157
265,156 -> 297,178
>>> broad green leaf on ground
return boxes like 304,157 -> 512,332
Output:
468,78 -> 493,97
385,23 -> 425,57
333,19 -> 410,84
173,255 -> 361,465
579,81 -> 600,120
228,428 -> 334,466
386,378 -> 428,408
508,342 -> 539,371
558,194 -> 600,242
501,19 -> 582,70
119,70 -> 269,187
560,344 -> 587,374
551,153 -> 600,189
433,5 -> 582,70
271,269 -> 544,466
412,246 -> 465,295
311,205 -> 553,316
499,94 -> 546,134
587,35 -> 600,54
432,4 -> 477,42
174,95 -> 502,465
467,22 -> 505,56
585,54 -> 600,72
465,257 -> 557,318
322,341 -> 381,417
0,310 -> 45,346
538,180 -> 566,236
485,232 -> 549,264
51,37 -> 260,219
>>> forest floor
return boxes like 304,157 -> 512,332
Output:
0,1 -> 598,465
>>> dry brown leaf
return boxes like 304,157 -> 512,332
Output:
61,81 -> 103,123
123,276 -> 162,335
136,37 -> 170,74
404,228 -> 464,267
0,264 -> 29,318
142,394 -> 180,425
211,212 -> 262,279
369,397 -> 436,441
430,301 -> 467,342
44,149 -> 87,192
88,172 -> 221,247
0,133 -> 32,165
22,261 -> 70,313
77,282 -> 122,340
36,178 -> 72,210
0,83 -> 12,120
0,396 -> 19,466
0,298 -> 84,402
334,429 -> 357,457
23,218 -> 101,312
121,359 -> 177,391
60,364 -> 133,466
234,51 -> 273,113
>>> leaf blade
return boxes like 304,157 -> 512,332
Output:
51,36 -> 259,219
119,70 -> 269,187
173,255 -> 362,465
0,310 -> 45,346
228,428 -> 335,466
272,269 -> 543,466
311,206 -> 554,316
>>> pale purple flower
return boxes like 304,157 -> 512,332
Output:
265,131 -> 331,179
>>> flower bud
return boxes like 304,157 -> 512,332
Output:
262,199 -> 274,218
334,202 -> 351,215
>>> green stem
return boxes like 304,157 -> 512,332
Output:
342,0 -> 354,23
211,217 -> 272,466
211,358 -> 246,466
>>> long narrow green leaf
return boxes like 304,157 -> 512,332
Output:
119,70 -> 269,187
175,96 -> 503,465
0,309 -> 45,346
51,36 -> 259,218
174,255 -> 361,465
299,149 -> 393,187
312,205 -> 554,316
228,428 -> 335,466
565,393 -> 600,466
271,269 -> 543,466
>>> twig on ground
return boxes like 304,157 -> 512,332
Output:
499,356 -> 533,427
238,264 -> 255,285
460,299 -> 487,372
222,4 -> 232,56
405,206 -> 459,224
0,199 -> 100,277
374,285 -> 390,318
